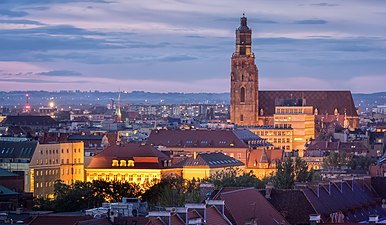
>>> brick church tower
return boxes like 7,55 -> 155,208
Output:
230,14 -> 259,126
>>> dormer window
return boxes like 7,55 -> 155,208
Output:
128,160 -> 134,167
120,160 -> 127,167
112,160 -> 119,167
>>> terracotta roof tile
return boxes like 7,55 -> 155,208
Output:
147,129 -> 253,148
216,188 -> 290,225
259,91 -> 358,117
86,143 -> 169,169
247,149 -> 283,168
28,215 -> 89,225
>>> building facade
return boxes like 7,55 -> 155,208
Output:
29,142 -> 84,198
229,15 -> 359,132
85,143 -> 176,186
230,15 -> 259,126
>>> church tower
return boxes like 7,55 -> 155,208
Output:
230,14 -> 259,126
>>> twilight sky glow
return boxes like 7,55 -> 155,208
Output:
0,0 -> 386,93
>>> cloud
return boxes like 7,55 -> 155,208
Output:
37,70 -> 82,76
0,78 -> 88,84
294,19 -> 328,24
311,3 -> 339,7
0,19 -> 44,25
157,54 -> 198,62
218,17 -> 278,24
0,9 -> 28,17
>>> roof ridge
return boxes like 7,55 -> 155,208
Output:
220,187 -> 255,195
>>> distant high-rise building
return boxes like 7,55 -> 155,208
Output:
230,14 -> 259,126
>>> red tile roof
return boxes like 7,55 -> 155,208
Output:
77,218 -> 112,225
247,149 -> 283,168
28,215 -> 89,225
259,91 -> 358,117
306,140 -> 369,155
215,187 -> 290,225
205,206 -> 232,225
87,143 -> 170,169
147,129 -> 250,148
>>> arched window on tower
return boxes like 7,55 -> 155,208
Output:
240,87 -> 246,103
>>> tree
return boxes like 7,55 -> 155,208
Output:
273,157 -> 313,189
142,176 -> 200,208
322,152 -> 352,170
349,155 -> 376,170
294,157 -> 314,182
273,157 -> 295,189
207,167 -> 263,189
109,181 -> 142,202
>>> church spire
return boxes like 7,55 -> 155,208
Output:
235,13 -> 252,56
115,92 -> 122,123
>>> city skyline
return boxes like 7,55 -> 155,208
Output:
1,0 -> 386,93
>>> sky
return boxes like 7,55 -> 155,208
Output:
0,0 -> 385,93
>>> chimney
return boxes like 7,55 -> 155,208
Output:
309,214 -> 321,225
369,215 -> 378,225
265,182 -> 274,199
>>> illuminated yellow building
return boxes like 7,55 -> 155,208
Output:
249,127 -> 293,152
30,142 -> 84,198
174,152 -> 244,180
274,105 -> 315,157
246,149 -> 283,179
85,144 -> 177,186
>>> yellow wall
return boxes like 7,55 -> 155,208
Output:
30,142 -> 84,198
274,106 -> 315,156
85,168 -> 162,185
249,128 -> 293,152
248,168 -> 276,179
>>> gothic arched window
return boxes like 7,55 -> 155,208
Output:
240,87 -> 246,103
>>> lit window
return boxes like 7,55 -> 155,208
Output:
128,160 -> 135,167
120,160 -> 127,167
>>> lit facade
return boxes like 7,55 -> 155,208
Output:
29,142 -> 84,198
85,144 -> 178,187
249,127 -> 293,152
230,15 -> 259,126
273,106 -> 315,156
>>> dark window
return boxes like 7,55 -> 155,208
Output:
240,114 -> 244,122
240,87 -> 246,103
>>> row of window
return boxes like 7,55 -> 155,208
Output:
112,160 -> 134,167
36,158 -> 82,165
94,174 -> 159,182
266,138 -> 291,143
34,168 -> 83,176
255,131 -> 292,136
40,148 -> 82,155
